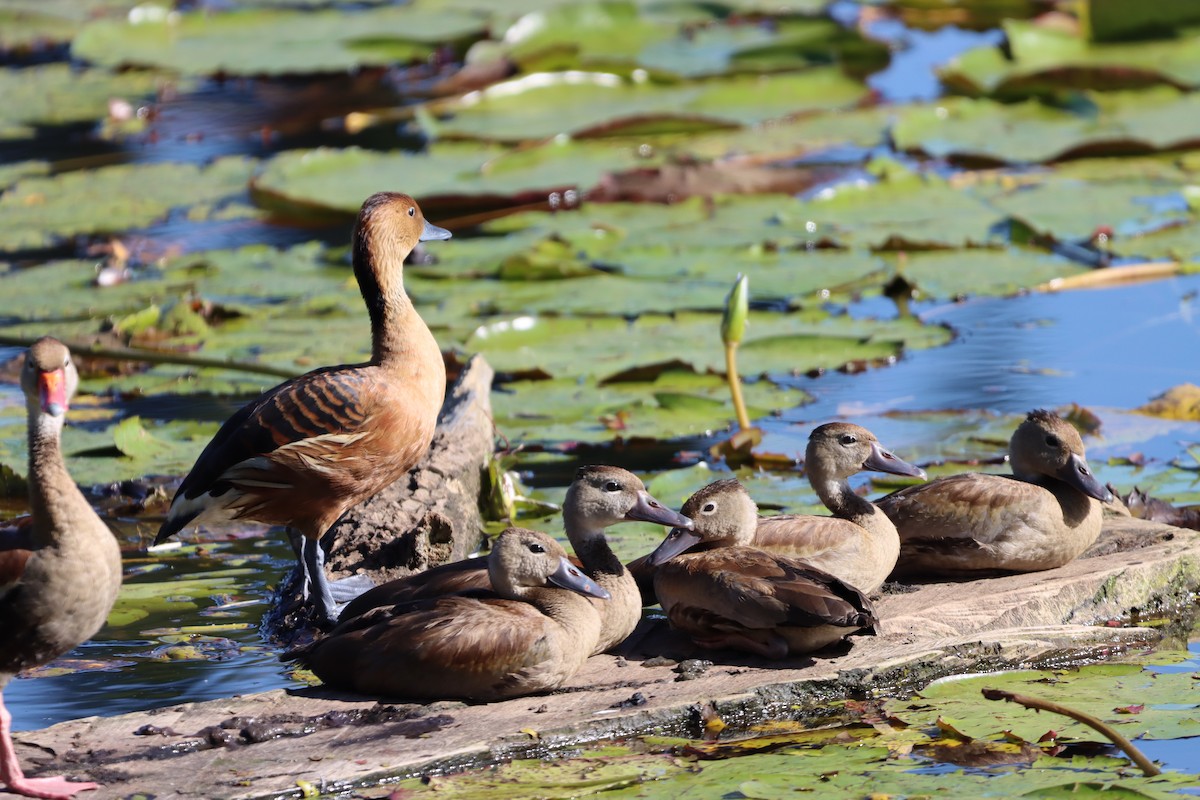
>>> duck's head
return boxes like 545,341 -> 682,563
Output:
564,466 -> 693,543
21,337 -> 77,420
352,192 -> 450,293
488,528 -> 611,601
1010,410 -> 1112,502
806,422 -> 926,482
647,479 -> 757,565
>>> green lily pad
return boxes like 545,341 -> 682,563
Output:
72,5 -> 488,76
251,140 -> 651,221
892,249 -> 1091,299
942,19 -> 1200,100
464,309 -> 951,381
0,156 -> 256,252
898,665 -> 1200,742
432,69 -> 868,143
0,0 -> 141,51
681,105 -> 895,162
492,370 -> 807,447
0,64 -> 170,140
894,90 -> 1200,165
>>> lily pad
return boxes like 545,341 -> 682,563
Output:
72,5 -> 488,76
0,157 -> 256,252
0,64 -> 169,140
491,370 -> 807,447
251,140 -> 651,221
894,90 -> 1200,165
464,309 -> 951,381
0,0 -> 141,51
892,249 -> 1091,299
432,69 -> 869,143
941,19 -> 1200,100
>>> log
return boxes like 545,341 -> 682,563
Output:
268,355 -> 495,638
10,516 -> 1199,800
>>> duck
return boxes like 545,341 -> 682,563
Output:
878,409 -> 1114,577
287,528 -> 609,701
2,338 -> 123,800
339,465 -> 692,654
155,193 -> 450,625
629,422 -> 925,598
643,480 -> 877,659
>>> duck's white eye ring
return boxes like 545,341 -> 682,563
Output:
528,543 -> 545,553
840,434 -> 856,445
408,207 -> 416,217
701,502 -> 717,514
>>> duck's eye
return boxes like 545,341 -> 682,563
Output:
23,358 -> 33,372
63,357 -> 70,368
407,207 -> 416,217
604,480 -> 621,492
528,543 -> 546,553
840,434 -> 857,445
701,502 -> 717,514
1045,435 -> 1061,447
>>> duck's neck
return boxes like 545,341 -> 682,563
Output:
812,474 -> 877,527
353,232 -> 431,370
525,587 -> 601,657
564,514 -> 625,577
27,411 -> 83,544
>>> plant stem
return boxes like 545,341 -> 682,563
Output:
0,334 -> 300,380
724,341 -> 750,431
981,688 -> 1160,776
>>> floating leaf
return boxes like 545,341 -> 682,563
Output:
1137,384 -> 1200,421
0,64 -> 170,140
72,5 -> 488,76
0,157 -> 256,252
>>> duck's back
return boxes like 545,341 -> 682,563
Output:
879,472 -> 1102,575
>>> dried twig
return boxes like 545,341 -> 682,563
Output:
0,334 -> 300,380
981,688 -> 1161,776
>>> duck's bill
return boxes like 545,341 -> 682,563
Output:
38,369 -> 68,417
647,527 -> 702,566
420,219 -> 452,241
549,557 -> 611,600
625,491 -> 694,530
1058,454 -> 1114,502
863,441 -> 927,480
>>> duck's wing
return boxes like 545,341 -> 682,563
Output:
876,472 -> 1039,547
297,596 -> 558,696
754,514 -> 863,562
157,366 -> 376,541
661,549 -> 874,631
338,556 -> 491,621
624,552 -> 658,606
0,516 -> 33,604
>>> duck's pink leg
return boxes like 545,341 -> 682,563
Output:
0,694 -> 98,799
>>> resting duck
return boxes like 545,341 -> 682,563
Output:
630,422 -> 924,598
288,528 -> 608,701
2,338 -> 123,800
339,465 -> 692,654
879,409 -> 1114,577
644,480 -> 876,659
155,193 -> 450,624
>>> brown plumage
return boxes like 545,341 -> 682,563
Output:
339,465 -> 691,654
2,338 -> 123,799
155,193 -> 450,624
879,409 -> 1114,578
644,480 -> 877,659
288,529 -> 609,701
630,422 -> 924,600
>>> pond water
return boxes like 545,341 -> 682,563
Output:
2,0 -> 1200,789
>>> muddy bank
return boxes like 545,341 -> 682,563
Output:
8,516 -> 1197,800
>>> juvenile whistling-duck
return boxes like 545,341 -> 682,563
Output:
155,193 -> 450,625
288,528 -> 609,701
879,409 -> 1113,577
339,465 -> 691,654
629,422 -> 924,598
1,338 -> 123,800
644,480 -> 877,659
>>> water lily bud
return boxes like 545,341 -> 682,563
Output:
721,273 -> 749,346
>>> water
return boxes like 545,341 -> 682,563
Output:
1,0 -> 1199,781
